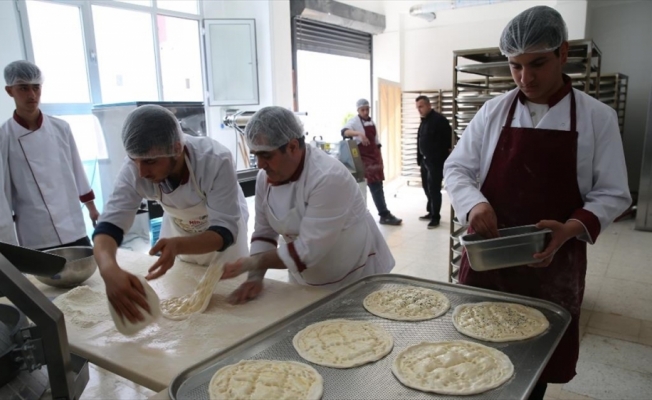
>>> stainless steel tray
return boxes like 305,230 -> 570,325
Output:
460,225 -> 551,271
169,275 -> 570,400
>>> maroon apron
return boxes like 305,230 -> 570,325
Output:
459,90 -> 585,384
358,117 -> 385,183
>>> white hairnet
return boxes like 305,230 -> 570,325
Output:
499,6 -> 568,58
356,98 -> 370,109
4,60 -> 43,86
122,105 -> 184,159
244,106 -> 304,152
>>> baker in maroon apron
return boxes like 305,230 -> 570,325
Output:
342,99 -> 401,225
460,86 -> 583,387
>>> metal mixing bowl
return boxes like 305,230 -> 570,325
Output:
34,246 -> 97,288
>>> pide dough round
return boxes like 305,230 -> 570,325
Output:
363,286 -> 450,321
209,360 -> 323,400
453,302 -> 550,342
109,275 -> 161,336
292,319 -> 393,368
160,263 -> 224,320
392,341 -> 514,395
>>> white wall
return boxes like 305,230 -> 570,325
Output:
386,0 -> 588,90
202,0 -> 293,169
0,1 -> 25,118
588,0 -> 652,192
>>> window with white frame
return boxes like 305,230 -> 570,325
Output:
15,0 -> 202,235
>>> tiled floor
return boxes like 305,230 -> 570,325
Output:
73,180 -> 652,399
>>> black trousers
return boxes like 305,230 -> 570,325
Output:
420,161 -> 444,223
37,236 -> 92,251
368,181 -> 390,218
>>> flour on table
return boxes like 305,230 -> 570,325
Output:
363,286 -> 450,321
53,285 -> 110,329
453,302 -> 550,342
160,262 -> 224,320
392,340 -> 514,395
292,319 -> 393,368
209,360 -> 323,400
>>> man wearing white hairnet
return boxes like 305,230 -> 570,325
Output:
93,105 -> 249,323
220,106 -> 394,303
342,99 -> 402,225
1,60 -> 99,249
444,6 -> 630,399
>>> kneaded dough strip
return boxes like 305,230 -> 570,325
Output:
160,262 -> 224,320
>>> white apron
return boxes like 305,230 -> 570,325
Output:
266,166 -> 392,291
158,156 -> 248,266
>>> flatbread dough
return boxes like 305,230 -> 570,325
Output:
108,276 -> 161,336
363,286 -> 450,321
292,319 -> 393,368
160,262 -> 224,320
453,302 -> 549,342
392,340 -> 514,395
209,360 -> 323,400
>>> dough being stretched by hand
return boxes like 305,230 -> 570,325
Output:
160,262 -> 224,320
109,275 -> 161,336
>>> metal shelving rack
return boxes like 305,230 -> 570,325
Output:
448,40 -> 602,283
594,73 -> 628,136
400,90 -> 454,186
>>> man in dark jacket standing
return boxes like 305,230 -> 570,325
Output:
416,95 -> 452,229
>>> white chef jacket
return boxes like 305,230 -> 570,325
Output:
250,145 -> 394,289
0,131 -> 17,244
2,114 -> 94,248
444,88 -> 631,243
342,116 -> 381,146
99,135 -> 248,243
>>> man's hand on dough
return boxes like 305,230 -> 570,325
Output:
222,256 -> 260,280
146,238 -> 181,280
227,278 -> 264,305
103,267 -> 150,323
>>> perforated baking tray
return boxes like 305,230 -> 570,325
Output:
169,274 -> 570,400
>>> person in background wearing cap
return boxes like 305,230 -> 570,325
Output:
1,60 -> 99,250
444,6 -> 630,399
93,105 -> 249,323
221,106 -> 395,303
416,95 -> 453,229
341,99 -> 402,226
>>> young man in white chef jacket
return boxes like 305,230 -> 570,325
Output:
221,106 -> 395,304
93,105 -> 249,323
0,129 -> 17,244
1,60 -> 99,250
443,6 -> 630,400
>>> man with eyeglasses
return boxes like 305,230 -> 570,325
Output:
220,106 -> 395,303
1,60 -> 99,250
93,105 -> 249,323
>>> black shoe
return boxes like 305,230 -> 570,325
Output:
427,220 -> 440,229
419,213 -> 432,221
380,214 -> 403,226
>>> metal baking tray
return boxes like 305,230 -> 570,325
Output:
169,275 -> 570,400
460,225 -> 551,271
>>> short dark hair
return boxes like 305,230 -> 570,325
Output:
279,136 -> 306,153
415,95 -> 430,104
